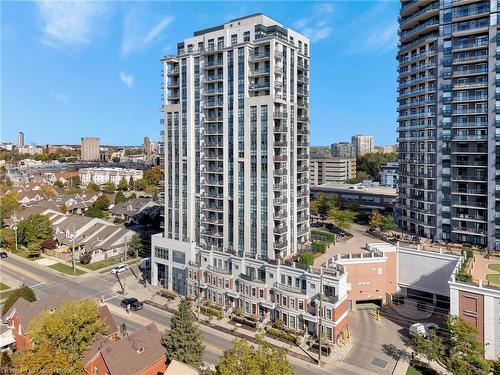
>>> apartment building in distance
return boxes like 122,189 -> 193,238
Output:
380,162 -> 399,188
309,153 -> 356,185
150,14 -> 355,343
351,134 -> 374,156
79,167 -> 143,186
330,142 -> 355,158
81,137 -> 100,161
17,132 -> 24,147
397,1 -> 499,250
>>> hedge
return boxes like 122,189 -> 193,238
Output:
231,315 -> 257,328
266,327 -> 297,344
312,242 -> 327,254
311,230 -> 336,244
159,289 -> 178,299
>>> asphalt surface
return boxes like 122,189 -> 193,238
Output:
0,254 -> 339,375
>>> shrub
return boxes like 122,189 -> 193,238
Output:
312,242 -> 327,254
79,252 -> 92,265
298,252 -> 315,267
466,354 -> 490,373
311,230 -> 336,244
464,248 -> 474,260
231,315 -> 257,328
201,305 -> 222,319
235,307 -> 243,317
266,327 -> 297,344
159,289 -> 177,300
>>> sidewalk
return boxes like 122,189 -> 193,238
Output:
392,350 -> 453,375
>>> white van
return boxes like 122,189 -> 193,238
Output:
409,322 -> 439,338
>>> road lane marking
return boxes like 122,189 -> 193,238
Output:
1,261 -> 47,283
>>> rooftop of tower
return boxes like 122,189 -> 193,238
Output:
193,13 -> 282,36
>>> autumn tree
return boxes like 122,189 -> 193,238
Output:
214,336 -> 293,375
0,191 -> 19,225
86,182 -> 100,192
161,299 -> 204,368
368,210 -> 383,230
12,342 -> 74,374
102,182 -> 116,194
327,207 -> 356,232
117,177 -> 129,191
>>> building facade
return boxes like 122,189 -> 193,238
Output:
309,154 -> 356,185
17,132 -> 24,147
397,1 -> 498,250
79,167 -> 143,186
81,137 -> 100,161
330,142 -> 355,158
351,135 -> 374,157
159,13 -> 310,259
380,162 -> 399,188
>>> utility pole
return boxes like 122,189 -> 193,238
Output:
318,269 -> 324,367
123,237 -> 128,294
71,224 -> 76,274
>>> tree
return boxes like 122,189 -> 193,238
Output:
0,228 -> 15,249
28,299 -> 107,364
134,178 -> 147,191
214,336 -> 293,375
327,207 -> 356,232
298,252 -> 315,267
17,214 -> 53,246
144,166 -> 162,186
413,330 -> 445,365
59,203 -> 68,214
27,242 -> 41,258
128,233 -> 143,258
68,176 -> 81,188
115,191 -> 128,203
41,184 -> 57,197
86,182 -> 100,192
53,180 -> 64,188
79,252 -> 92,265
310,193 -> 332,219
161,299 -> 204,368
0,191 -> 19,225
379,215 -> 396,233
11,342 -> 74,375
85,207 -> 106,218
41,239 -> 57,250
102,182 -> 116,194
117,177 -> 129,192
356,152 -> 397,181
112,157 -> 120,163
92,196 -> 110,210
2,286 -> 36,315
129,176 -> 134,189
369,210 -> 383,230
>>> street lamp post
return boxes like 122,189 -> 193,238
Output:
71,224 -> 76,274
12,212 -> 18,252
317,269 -> 324,367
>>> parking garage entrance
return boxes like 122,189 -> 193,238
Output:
355,299 -> 383,310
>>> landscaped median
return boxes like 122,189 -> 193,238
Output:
48,262 -> 86,276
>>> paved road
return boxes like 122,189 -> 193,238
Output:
0,255 -> 338,375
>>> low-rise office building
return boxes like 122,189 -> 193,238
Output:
79,167 -> 143,186
310,154 -> 356,186
311,181 -> 397,212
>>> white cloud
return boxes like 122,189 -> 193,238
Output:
37,0 -> 107,53
119,71 -> 134,88
363,21 -> 399,53
294,2 -> 334,43
121,11 -> 173,57
54,93 -> 69,104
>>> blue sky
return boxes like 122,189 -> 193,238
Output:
2,1 -> 399,147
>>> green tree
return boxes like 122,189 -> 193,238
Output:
0,228 -> 15,250
379,215 -> 396,233
28,299 -> 107,364
127,233 -> 143,258
327,207 -> 356,232
12,342 -> 75,375
310,193 -> 332,219
115,191 -> 128,203
298,252 -> 315,267
161,299 -> 204,368
2,286 -> 36,315
17,214 -> 53,246
68,176 -> 81,188
413,330 -> 446,365
53,180 -> 64,188
102,182 -> 116,194
117,177 -> 129,191
27,242 -> 41,258
368,210 -> 383,230
0,191 -> 19,225
129,176 -> 134,189
79,252 -> 92,265
356,152 -> 397,181
85,207 -> 106,218
92,196 -> 110,210
134,178 -> 147,191
214,336 -> 293,375
86,182 -> 100,192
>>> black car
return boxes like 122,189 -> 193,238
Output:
0,252 -> 8,259
120,297 -> 143,311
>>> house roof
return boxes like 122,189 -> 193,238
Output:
92,323 -> 165,375
164,360 -> 199,375
99,305 -> 118,337
2,293 -> 69,332
109,198 -> 158,216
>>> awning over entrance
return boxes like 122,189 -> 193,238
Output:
259,300 -> 275,309
302,312 -> 318,323
226,290 -> 239,298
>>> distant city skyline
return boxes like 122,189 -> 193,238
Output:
2,1 -> 399,146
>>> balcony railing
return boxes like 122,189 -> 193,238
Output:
274,282 -> 303,294
207,265 -> 232,275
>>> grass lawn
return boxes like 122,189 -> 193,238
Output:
486,263 -> 500,283
49,262 -> 86,276
406,366 -> 423,375
98,258 -> 139,274
0,282 -> 10,291
82,256 -> 137,271
13,249 -> 42,261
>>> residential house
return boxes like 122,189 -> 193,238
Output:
83,323 -> 166,375
17,190 -> 47,207
2,294 -> 68,351
109,198 -> 160,224
44,171 -> 79,185
164,360 -> 198,375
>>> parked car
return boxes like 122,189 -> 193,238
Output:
0,252 -> 8,259
121,297 -> 143,311
409,322 -> 439,338
111,264 -> 128,274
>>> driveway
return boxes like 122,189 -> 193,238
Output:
344,309 -> 408,374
